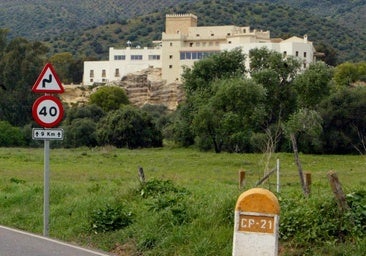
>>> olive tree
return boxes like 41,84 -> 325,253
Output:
171,49 -> 247,148
192,78 -> 267,153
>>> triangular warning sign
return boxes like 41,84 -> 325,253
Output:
32,63 -> 64,93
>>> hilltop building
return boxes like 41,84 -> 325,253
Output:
83,14 -> 316,85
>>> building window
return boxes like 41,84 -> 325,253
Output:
102,70 -> 106,77
304,52 -> 307,58
211,33 -> 214,36
196,34 -> 200,37
190,42 -> 193,47
114,55 -> 126,60
90,79 -> 93,83
296,51 -> 299,57
90,70 -> 94,78
303,62 -> 307,68
180,51 -> 219,60
283,51 -> 287,57
170,42 -> 173,46
148,55 -> 160,60
169,55 -> 173,59
115,69 -> 120,77
131,55 -> 143,60
169,65 -> 173,69
227,33 -> 231,36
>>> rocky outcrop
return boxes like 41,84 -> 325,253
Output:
61,67 -> 185,110
119,68 -> 184,110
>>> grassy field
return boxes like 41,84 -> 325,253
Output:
0,146 -> 365,255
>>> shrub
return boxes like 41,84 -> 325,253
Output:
137,179 -> 187,198
96,106 -> 163,149
280,190 -> 366,246
0,121 -> 25,146
89,203 -> 133,233
137,179 -> 192,226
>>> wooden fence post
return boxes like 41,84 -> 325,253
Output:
305,172 -> 312,195
138,166 -> 145,184
239,170 -> 245,189
327,171 -> 349,212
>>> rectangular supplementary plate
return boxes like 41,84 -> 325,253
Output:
32,128 -> 64,140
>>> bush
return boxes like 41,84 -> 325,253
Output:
89,86 -> 129,112
137,179 -> 192,226
96,106 -> 163,149
280,190 -> 366,246
89,203 -> 133,233
0,121 -> 25,146
137,179 -> 188,198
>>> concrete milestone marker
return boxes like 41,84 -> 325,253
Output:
233,188 -> 280,256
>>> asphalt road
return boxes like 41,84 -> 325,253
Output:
0,225 -> 114,256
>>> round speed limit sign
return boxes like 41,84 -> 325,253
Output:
32,95 -> 64,128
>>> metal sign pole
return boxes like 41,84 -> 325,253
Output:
43,139 -> 50,237
32,63 -> 65,237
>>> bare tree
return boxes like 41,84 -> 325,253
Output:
285,108 -> 322,197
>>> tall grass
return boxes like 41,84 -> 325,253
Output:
0,147 -> 365,255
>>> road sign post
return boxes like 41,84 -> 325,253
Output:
32,63 -> 64,237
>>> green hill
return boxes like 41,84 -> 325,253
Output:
0,0 -> 365,63
45,0 -> 366,63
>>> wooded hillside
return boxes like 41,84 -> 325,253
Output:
0,0 -> 365,63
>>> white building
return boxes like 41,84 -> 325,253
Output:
83,14 -> 316,85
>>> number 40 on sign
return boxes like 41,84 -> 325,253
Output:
32,95 -> 64,128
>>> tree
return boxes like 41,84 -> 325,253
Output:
319,86 -> 366,154
96,106 -> 162,149
64,118 -> 98,148
333,62 -> 359,87
293,61 -> 333,109
49,52 -> 74,84
62,104 -> 105,148
64,104 -> 105,125
192,78 -> 267,153
0,38 -> 48,126
315,42 -> 338,66
285,108 -> 322,196
89,86 -> 129,112
250,47 -> 301,125
182,48 -> 246,96
69,58 -> 84,84
172,49 -> 247,148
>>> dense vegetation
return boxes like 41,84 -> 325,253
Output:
0,1 -> 364,63
0,0 -> 192,39
1,34 -> 366,155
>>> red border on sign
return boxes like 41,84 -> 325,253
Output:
32,63 -> 64,93
32,95 -> 64,128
